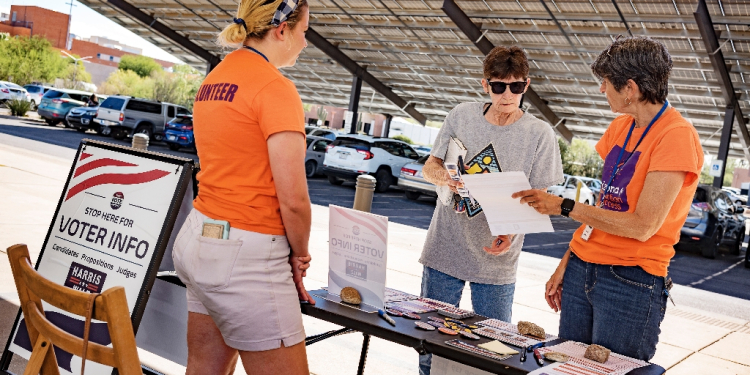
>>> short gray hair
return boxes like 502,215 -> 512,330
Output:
591,36 -> 672,104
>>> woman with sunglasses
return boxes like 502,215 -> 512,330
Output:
513,37 -> 702,361
171,0 -> 313,373
418,46 -> 564,375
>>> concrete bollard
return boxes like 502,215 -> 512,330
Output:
353,175 -> 376,213
132,133 -> 149,150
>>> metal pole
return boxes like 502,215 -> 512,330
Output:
714,106 -> 735,188
356,333 -> 371,375
353,175 -> 376,212
348,73 -> 363,134
382,114 -> 392,138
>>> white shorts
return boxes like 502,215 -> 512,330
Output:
172,208 -> 306,351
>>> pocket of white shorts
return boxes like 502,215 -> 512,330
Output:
192,236 -> 243,292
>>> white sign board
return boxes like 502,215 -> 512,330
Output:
710,159 -> 724,178
328,205 -> 387,309
3,140 -> 192,375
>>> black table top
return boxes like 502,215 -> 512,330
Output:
301,289 -> 665,375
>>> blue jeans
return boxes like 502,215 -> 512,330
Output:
560,253 -> 668,361
418,267 -> 515,375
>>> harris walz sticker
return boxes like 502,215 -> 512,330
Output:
64,261 -> 107,293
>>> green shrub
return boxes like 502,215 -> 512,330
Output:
7,99 -> 31,117
391,134 -> 413,144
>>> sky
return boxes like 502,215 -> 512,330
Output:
0,0 -> 184,64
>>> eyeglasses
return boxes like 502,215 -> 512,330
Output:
487,80 -> 527,95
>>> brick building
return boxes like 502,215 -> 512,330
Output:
0,6 -> 69,48
70,38 -> 175,86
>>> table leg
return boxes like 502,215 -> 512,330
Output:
356,333 -> 370,375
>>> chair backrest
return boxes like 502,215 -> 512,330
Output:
7,244 -> 141,375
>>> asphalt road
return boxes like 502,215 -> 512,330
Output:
2,115 -> 749,301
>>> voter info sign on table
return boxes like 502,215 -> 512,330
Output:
328,205 -> 388,309
1,140 -> 193,375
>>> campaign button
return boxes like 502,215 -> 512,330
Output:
438,327 -> 458,335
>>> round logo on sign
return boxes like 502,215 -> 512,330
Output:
111,192 -> 124,210
352,226 -> 360,235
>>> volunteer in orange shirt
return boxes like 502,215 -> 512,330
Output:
513,36 -> 702,361
171,0 -> 313,373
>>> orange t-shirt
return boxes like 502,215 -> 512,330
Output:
569,107 -> 703,277
192,48 -> 304,235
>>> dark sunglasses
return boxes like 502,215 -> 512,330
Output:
487,80 -> 527,95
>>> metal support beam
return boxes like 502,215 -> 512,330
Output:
714,107 -> 735,188
305,28 -> 427,124
441,0 -> 573,143
106,0 -> 221,69
382,113 -> 393,137
349,73 -> 364,134
695,0 -> 750,162
611,0 -> 634,37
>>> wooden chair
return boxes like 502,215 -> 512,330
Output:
7,244 -> 142,375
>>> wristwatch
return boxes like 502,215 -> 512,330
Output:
560,198 -> 575,217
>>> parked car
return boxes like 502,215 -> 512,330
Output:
308,127 -> 337,140
163,115 -> 194,151
0,81 -> 30,106
398,155 -> 436,200
37,88 -> 93,126
722,187 -> 747,207
679,185 -> 746,259
23,84 -> 53,110
305,135 -> 333,177
322,135 -> 421,192
66,106 -> 101,133
578,176 -> 603,203
96,95 -> 191,141
411,144 -> 432,157
547,175 -> 596,205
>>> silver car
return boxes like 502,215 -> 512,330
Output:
305,135 -> 333,177
398,155 -> 436,200
23,84 -> 53,110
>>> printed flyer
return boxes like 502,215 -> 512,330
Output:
328,205 -> 388,309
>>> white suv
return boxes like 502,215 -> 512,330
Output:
547,175 -> 596,205
322,135 -> 421,192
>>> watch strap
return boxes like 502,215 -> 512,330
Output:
560,198 -> 575,217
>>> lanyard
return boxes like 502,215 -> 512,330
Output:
600,100 -> 669,206
243,46 -> 269,62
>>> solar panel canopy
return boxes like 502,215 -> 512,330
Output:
79,0 -> 750,158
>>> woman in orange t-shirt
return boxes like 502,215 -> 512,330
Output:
513,37 -> 702,361
171,0 -> 313,373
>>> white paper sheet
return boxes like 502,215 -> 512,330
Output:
460,171 -> 554,235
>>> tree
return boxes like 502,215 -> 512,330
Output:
392,134 -> 413,144
99,69 -> 154,98
151,64 -> 202,109
558,138 -> 603,178
119,55 -> 162,78
0,35 -> 68,85
99,64 -> 203,110
61,60 -> 92,90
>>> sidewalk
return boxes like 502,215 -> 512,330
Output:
1,133 -> 750,374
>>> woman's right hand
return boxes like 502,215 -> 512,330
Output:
545,248 -> 572,312
289,254 -> 315,305
545,266 -> 565,312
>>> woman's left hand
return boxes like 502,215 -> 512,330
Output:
512,189 -> 564,215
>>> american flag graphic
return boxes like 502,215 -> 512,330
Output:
65,151 -> 171,201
